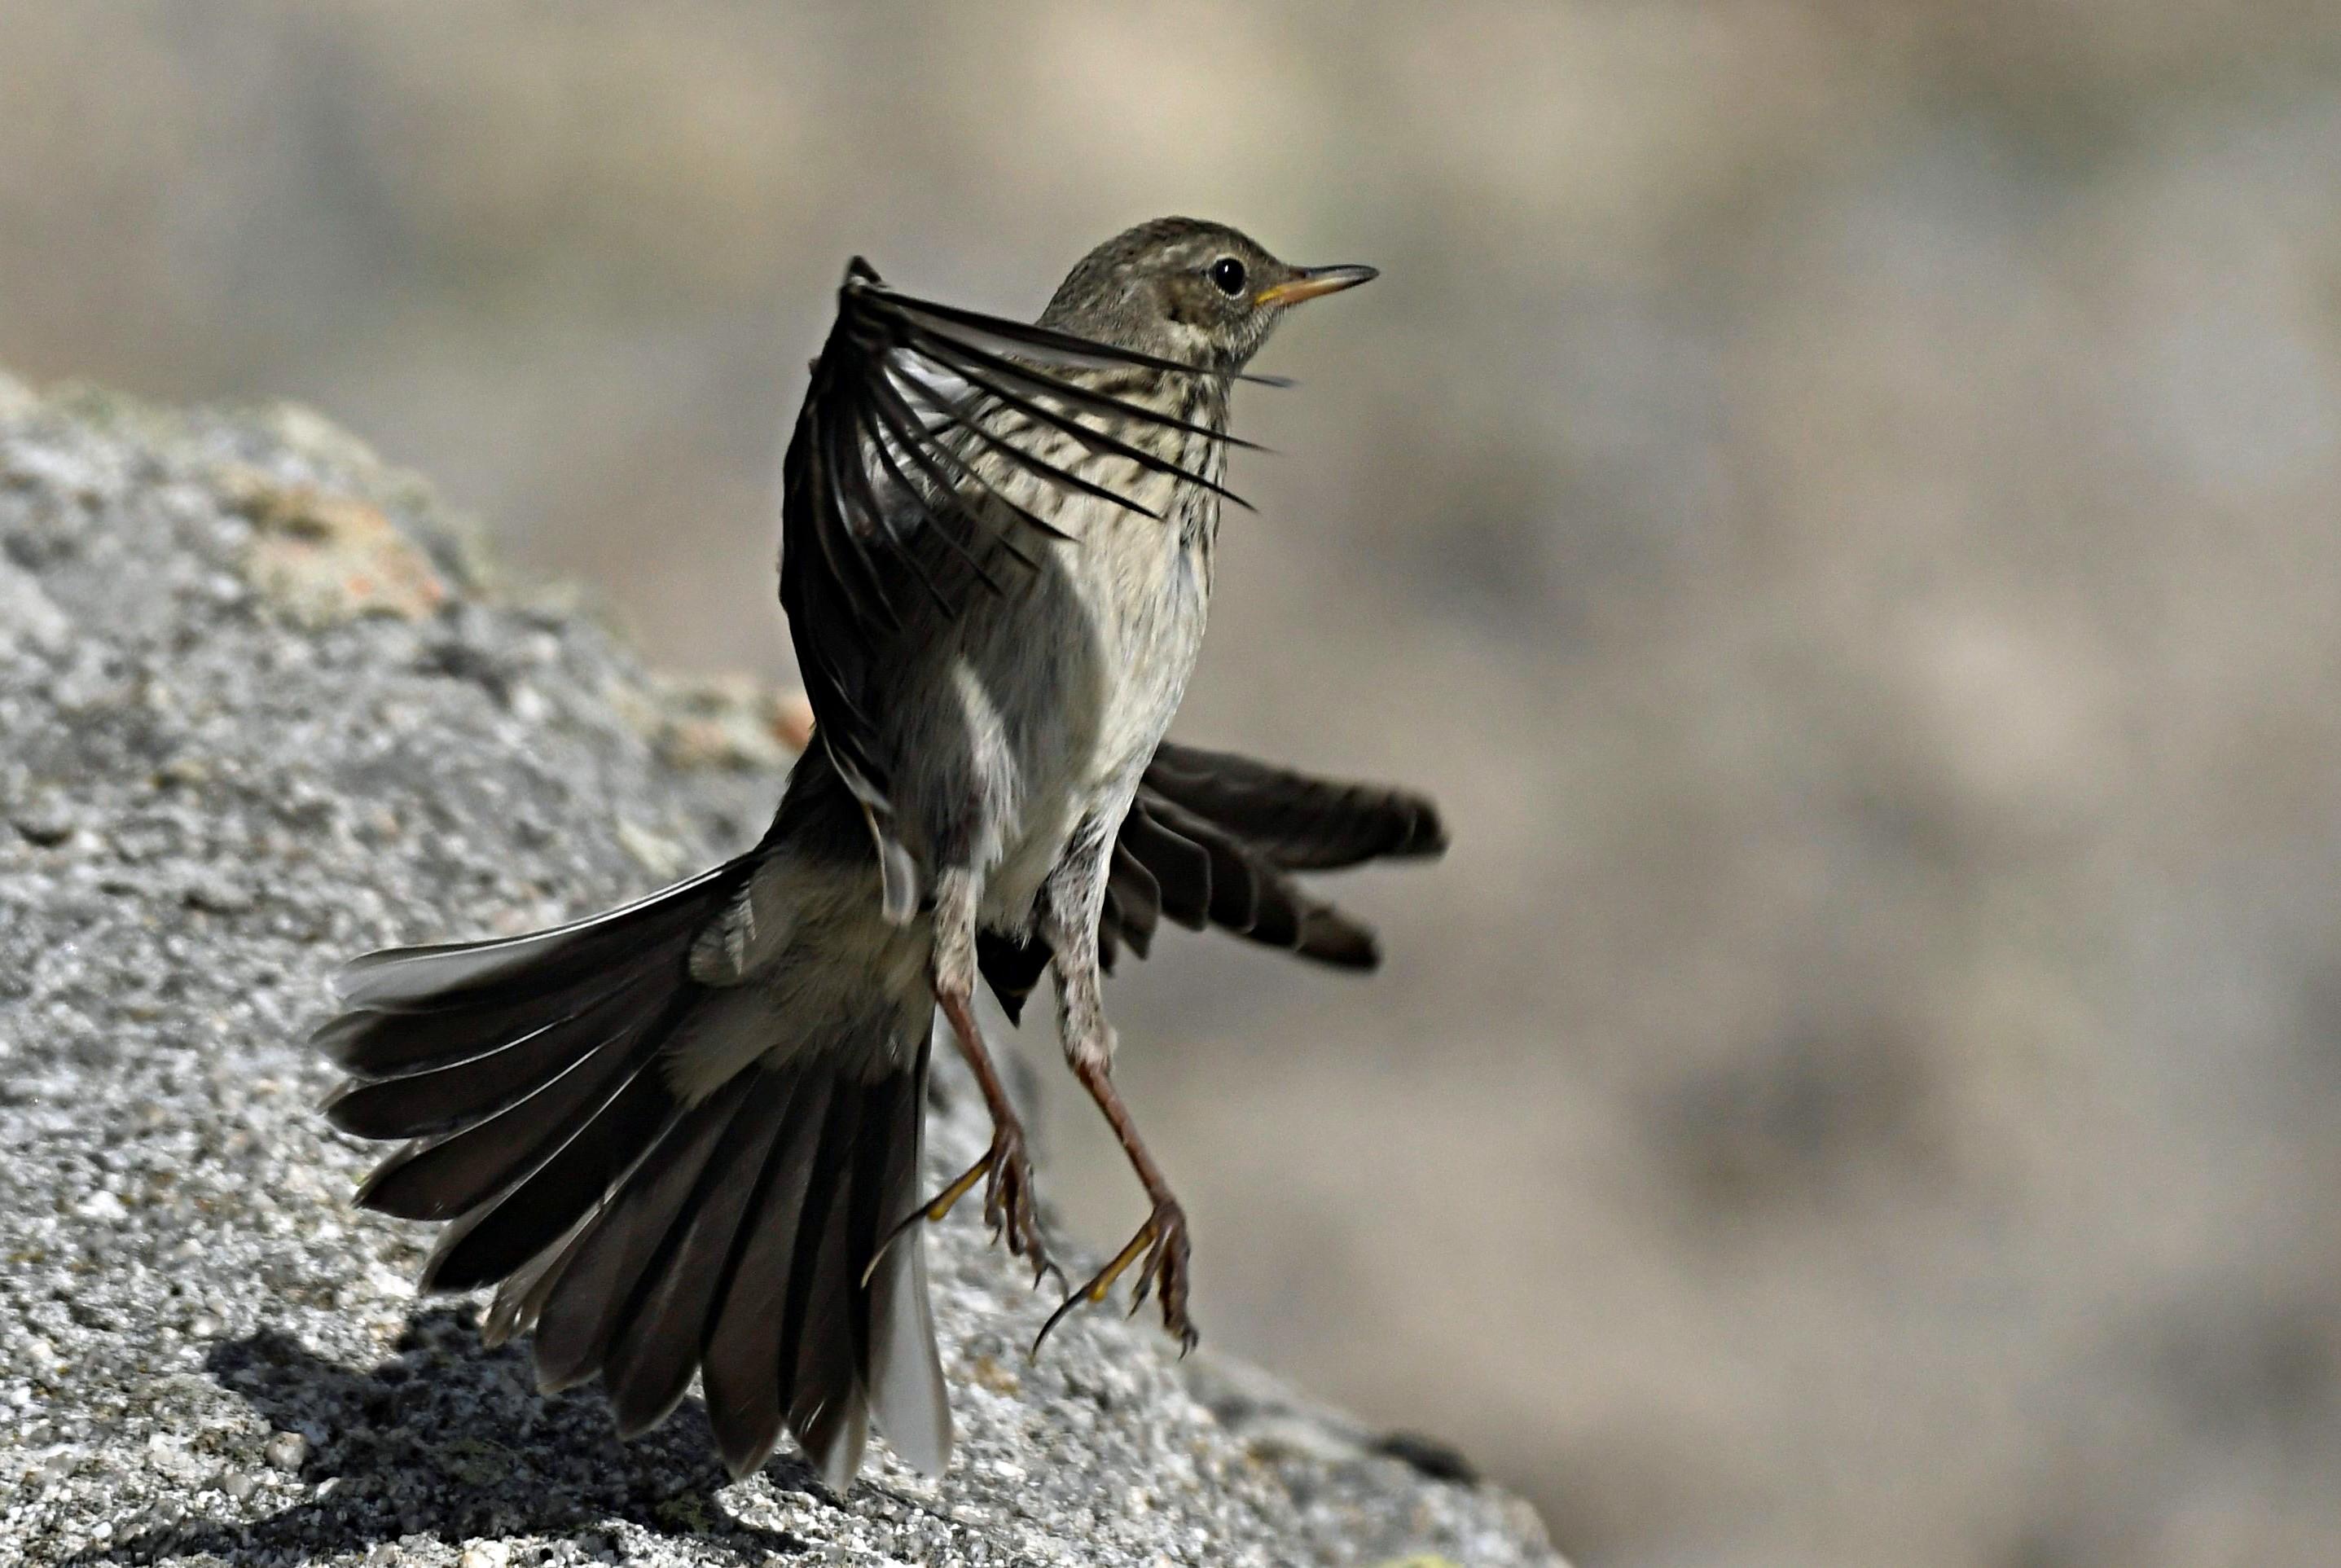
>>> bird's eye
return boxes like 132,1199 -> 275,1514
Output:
1208,257 -> 1248,297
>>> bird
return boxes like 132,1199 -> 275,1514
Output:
312,217 -> 1446,1490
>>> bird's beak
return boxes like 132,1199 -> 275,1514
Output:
1254,264 -> 1379,308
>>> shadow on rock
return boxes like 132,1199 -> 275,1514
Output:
79,1307 -> 813,1565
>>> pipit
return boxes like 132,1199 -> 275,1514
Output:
314,217 -> 1446,1487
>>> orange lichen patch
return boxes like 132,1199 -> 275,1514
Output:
643,673 -> 813,771
966,1353 -> 1021,1396
228,471 -> 448,627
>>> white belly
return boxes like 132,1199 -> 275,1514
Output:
968,501 -> 1210,923
866,401 -> 1223,927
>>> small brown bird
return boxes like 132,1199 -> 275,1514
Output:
314,217 -> 1446,1487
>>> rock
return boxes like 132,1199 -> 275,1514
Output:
0,555 -> 73,656
635,673 -> 815,773
228,472 -> 451,627
0,379 -> 1562,1566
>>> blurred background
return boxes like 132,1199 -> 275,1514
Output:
8,3 -> 2341,1563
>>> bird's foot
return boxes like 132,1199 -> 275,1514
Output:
1030,1197 -> 1196,1359
977,1118 -> 1056,1285
873,1119 -> 1057,1291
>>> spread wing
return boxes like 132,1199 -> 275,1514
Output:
1138,740 -> 1448,871
979,744 -> 1449,1022
778,259 -> 1272,822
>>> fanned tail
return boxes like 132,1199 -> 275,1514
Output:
316,860 -> 950,1484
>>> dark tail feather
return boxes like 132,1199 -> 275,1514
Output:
322,969 -> 674,1143
351,1039 -> 651,1224
321,865 -> 749,1165
317,861 -> 949,1482
859,1044 -> 949,1474
524,1068 -> 782,1408
334,862 -> 744,1013
312,947 -> 679,1080
777,1078 -> 871,1481
585,1077 -> 793,1430
700,1069 -> 834,1478
505,1054 -> 945,1486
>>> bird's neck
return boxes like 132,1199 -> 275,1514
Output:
1160,376 -> 1231,556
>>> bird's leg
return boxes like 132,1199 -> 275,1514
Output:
901,867 -> 1054,1286
1030,827 -> 1197,1357
1032,1048 -> 1197,1358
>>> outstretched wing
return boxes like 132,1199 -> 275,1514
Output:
1139,740 -> 1448,871
777,259 -> 1272,820
979,744 -> 1449,1022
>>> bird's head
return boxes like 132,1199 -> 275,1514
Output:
1039,217 -> 1376,371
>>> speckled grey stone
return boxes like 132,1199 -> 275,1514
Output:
0,384 -> 1561,1568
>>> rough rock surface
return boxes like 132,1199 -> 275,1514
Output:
0,376 -> 1560,1568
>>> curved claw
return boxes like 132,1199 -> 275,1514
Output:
1028,1202 -> 1197,1360
863,1129 -> 1055,1291
981,1128 -> 1052,1281
1031,1307 -> 1073,1359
